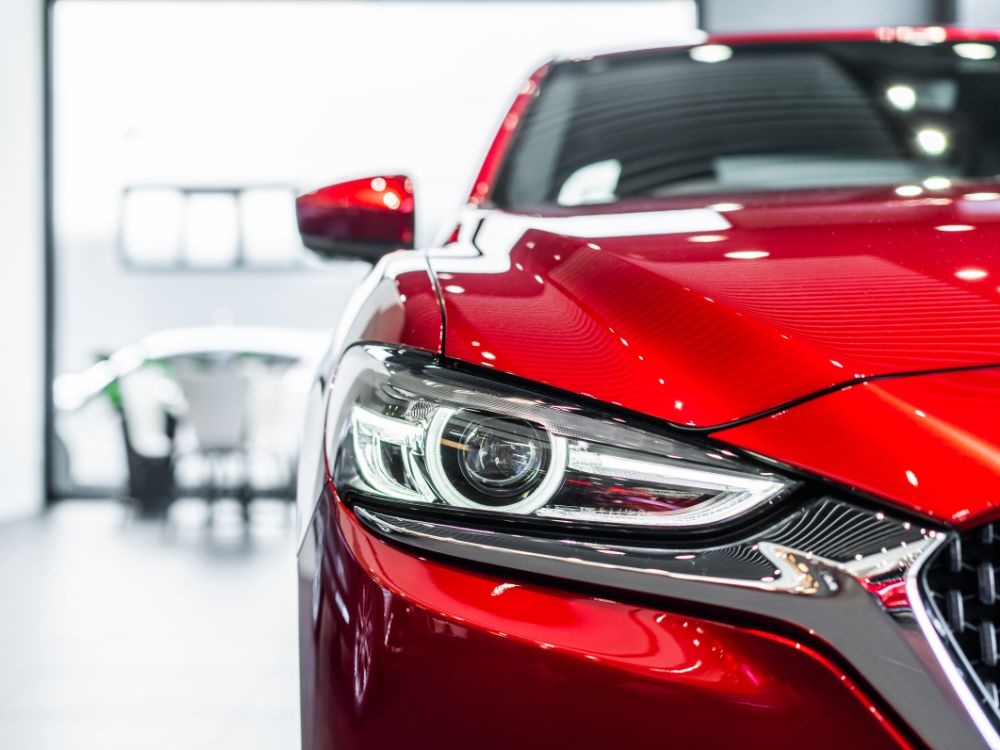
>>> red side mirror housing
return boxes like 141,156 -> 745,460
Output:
296,175 -> 415,262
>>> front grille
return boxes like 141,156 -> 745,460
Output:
924,522 -> 1000,721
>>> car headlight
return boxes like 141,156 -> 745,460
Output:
325,345 -> 794,529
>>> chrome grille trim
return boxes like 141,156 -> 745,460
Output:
919,523 -> 1000,743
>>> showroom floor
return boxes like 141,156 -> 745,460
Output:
0,500 -> 300,749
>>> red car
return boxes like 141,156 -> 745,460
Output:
295,28 -> 1000,750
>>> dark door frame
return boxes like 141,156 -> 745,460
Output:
43,0 -> 55,503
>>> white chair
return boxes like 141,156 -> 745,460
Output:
175,364 -> 251,520
243,360 -> 310,503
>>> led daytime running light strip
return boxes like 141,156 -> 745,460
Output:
350,404 -> 786,526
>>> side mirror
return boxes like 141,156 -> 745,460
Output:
296,175 -> 415,262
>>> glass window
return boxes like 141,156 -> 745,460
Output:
494,41 -> 1000,208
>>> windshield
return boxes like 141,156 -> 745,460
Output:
491,40 -> 1000,208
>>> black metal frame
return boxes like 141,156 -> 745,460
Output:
43,0 -> 55,504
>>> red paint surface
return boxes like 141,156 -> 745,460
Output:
390,259 -> 444,354
714,367 -> 1000,525
435,184 -> 1000,428
297,175 -> 415,249
860,578 -> 911,611
297,492 -> 912,750
467,65 -> 548,207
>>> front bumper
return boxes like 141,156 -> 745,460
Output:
298,488 -> 929,750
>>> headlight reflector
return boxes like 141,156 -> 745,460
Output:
426,409 -> 567,513
327,346 -> 793,529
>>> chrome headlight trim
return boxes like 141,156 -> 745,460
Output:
328,344 -> 795,531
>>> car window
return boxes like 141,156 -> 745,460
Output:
492,41 -> 1000,207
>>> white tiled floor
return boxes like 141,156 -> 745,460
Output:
0,500 -> 301,749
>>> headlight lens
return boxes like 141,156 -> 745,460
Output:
327,345 -> 794,528
427,410 -> 563,512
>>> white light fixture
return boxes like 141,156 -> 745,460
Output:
724,250 -> 770,260
923,176 -> 952,190
956,268 -> 988,281
954,43 -> 997,61
707,202 -> 744,213
689,44 -> 733,63
916,127 -> 949,157
898,26 -> 947,46
886,84 -> 917,111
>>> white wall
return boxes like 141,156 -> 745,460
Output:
0,0 -> 45,519
56,1 -> 699,246
54,1 -> 699,373
959,0 -> 1000,25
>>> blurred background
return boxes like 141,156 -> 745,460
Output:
51,0 -> 698,500
2,0 -> 999,748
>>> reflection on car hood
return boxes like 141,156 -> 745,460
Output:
431,184 -> 1000,428
713,366 -> 1000,525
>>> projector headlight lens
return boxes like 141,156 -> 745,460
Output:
327,345 -> 794,529
430,409 -> 563,512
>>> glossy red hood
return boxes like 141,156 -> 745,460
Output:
714,367 -> 1000,526
431,184 -> 1000,429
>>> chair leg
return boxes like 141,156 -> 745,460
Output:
241,450 -> 251,526
205,453 -> 217,530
